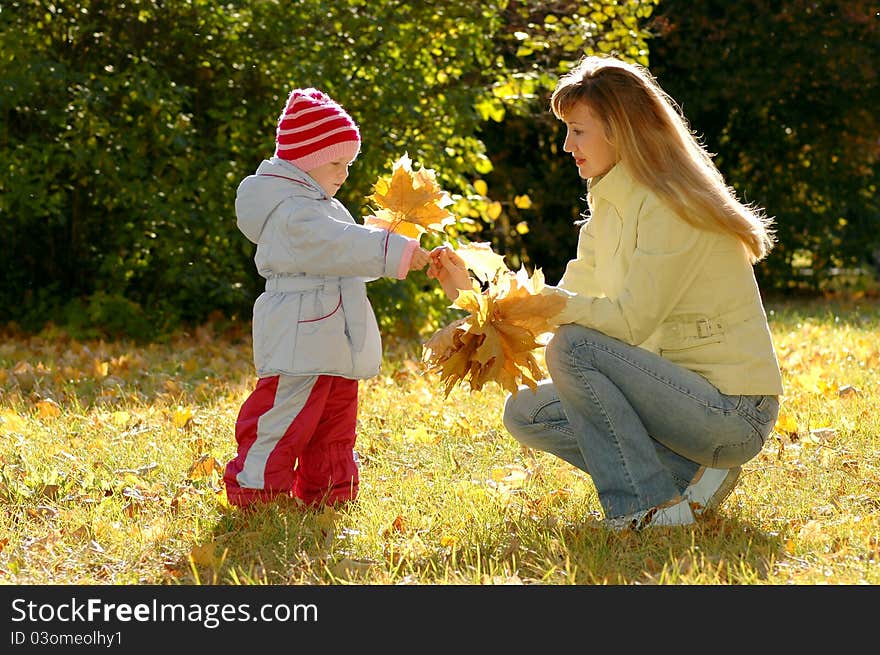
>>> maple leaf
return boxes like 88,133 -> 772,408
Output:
455,242 -> 508,283
366,153 -> 455,239
187,454 -> 222,480
422,266 -> 567,397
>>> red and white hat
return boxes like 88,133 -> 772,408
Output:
274,88 -> 361,172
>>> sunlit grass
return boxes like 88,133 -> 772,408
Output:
1,297 -> 878,585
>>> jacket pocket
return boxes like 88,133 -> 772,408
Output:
657,330 -> 724,355
292,288 -> 351,372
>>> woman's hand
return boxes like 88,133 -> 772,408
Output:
427,246 -> 472,301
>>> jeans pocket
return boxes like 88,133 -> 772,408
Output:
737,394 -> 779,444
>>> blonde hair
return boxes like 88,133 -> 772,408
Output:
551,55 -> 775,263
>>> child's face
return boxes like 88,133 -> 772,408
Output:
308,157 -> 353,197
561,103 -> 617,180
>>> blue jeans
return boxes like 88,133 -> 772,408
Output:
502,324 -> 780,519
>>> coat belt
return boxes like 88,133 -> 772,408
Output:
664,305 -> 758,339
263,275 -> 366,352
265,275 -> 341,293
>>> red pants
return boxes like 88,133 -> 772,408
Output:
223,375 -> 360,508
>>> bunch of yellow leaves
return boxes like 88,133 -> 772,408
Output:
422,264 -> 567,397
365,153 -> 456,239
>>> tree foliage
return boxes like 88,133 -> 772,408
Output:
459,0 -> 660,283
647,0 -> 880,291
4,1 -> 869,341
0,0 -> 494,337
0,0 -> 657,339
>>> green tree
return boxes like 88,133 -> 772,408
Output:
0,1 -> 502,337
0,0 -> 659,339
647,0 -> 880,291
463,1 -> 659,284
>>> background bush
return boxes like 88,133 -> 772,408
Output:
648,0 -> 880,292
1,0 -> 876,341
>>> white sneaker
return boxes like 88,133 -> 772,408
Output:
684,466 -> 741,515
606,497 -> 695,531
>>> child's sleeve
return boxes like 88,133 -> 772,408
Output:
394,238 -> 420,279
273,201 -> 420,280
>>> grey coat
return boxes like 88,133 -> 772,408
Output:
236,157 -> 415,379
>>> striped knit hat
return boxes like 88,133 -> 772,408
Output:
274,88 -> 361,171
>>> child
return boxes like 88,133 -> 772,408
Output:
429,55 -> 782,530
224,88 -> 429,509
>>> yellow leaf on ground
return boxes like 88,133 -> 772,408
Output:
189,542 -> 216,566
172,406 -> 194,429
36,399 -> 62,419
111,411 -> 131,427
187,454 -> 221,479
491,465 -> 529,486
775,412 -> 798,435
403,426 -> 437,444
0,410 -> 26,434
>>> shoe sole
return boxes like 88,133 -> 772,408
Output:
688,466 -> 741,515
606,498 -> 695,531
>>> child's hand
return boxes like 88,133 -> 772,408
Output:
409,247 -> 430,272
427,246 -> 472,301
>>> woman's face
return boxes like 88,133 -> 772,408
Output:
561,103 -> 617,180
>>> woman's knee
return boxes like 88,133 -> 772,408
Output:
501,392 -> 527,440
501,382 -> 565,449
546,324 -> 597,376
545,326 -> 573,372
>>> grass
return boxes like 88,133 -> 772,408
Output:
1,296 -> 878,586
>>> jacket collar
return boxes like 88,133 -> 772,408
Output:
255,157 -> 328,200
588,162 -> 637,208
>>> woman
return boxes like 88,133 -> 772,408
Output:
429,55 -> 783,530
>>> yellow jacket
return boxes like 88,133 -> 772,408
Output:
549,163 -> 783,396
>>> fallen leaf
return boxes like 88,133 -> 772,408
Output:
187,454 -> 221,479
172,405 -> 194,429
837,385 -> 860,398
189,542 -> 216,566
774,412 -> 799,436
402,426 -> 436,444
36,398 -> 61,419
1,410 -> 27,434
809,427 -> 837,443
